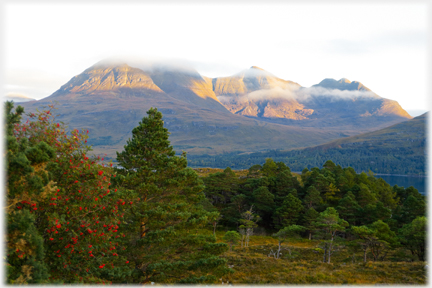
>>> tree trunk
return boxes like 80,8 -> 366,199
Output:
276,241 -> 282,259
327,237 -> 334,264
140,222 -> 146,238
323,244 -> 327,263
363,249 -> 367,263
309,231 -> 312,240
213,222 -> 217,237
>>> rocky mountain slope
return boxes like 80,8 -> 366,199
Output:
20,62 -> 342,159
19,60 -> 413,160
212,68 -> 411,133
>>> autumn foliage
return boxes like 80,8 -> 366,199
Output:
6,103 -> 131,283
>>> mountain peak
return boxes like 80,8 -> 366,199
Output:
250,66 -> 265,71
339,78 -> 351,84
314,78 -> 371,92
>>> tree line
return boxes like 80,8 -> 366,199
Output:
186,142 -> 426,175
200,158 -> 426,263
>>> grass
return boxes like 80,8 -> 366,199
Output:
208,230 -> 426,285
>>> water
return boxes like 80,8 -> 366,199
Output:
376,175 -> 427,195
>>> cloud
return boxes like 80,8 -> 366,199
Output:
94,55 -> 199,76
218,84 -> 378,104
297,86 -> 378,101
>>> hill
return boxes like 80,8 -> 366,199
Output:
187,113 -> 427,175
19,59 -> 412,160
213,70 -> 411,134
19,62 -> 341,159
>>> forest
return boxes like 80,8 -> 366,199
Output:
186,145 -> 425,176
5,103 -> 426,284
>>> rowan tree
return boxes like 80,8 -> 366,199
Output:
6,103 -> 131,284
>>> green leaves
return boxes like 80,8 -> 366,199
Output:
114,107 -> 229,283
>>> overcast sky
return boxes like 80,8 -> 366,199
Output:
3,2 -> 430,115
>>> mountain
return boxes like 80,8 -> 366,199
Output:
213,66 -> 307,119
188,113 -> 427,175
20,62 -> 342,159
19,60 -> 413,161
213,70 -> 411,134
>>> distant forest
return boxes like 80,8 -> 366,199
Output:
186,145 -> 425,175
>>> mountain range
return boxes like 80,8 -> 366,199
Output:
19,59 -> 413,160
186,112 -> 426,175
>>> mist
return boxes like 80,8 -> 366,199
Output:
218,84 -> 379,104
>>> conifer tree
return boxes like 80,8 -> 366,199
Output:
114,107 -> 230,284
273,194 -> 303,230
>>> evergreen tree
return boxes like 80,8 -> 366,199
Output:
114,108 -> 230,284
313,207 -> 348,263
304,186 -> 322,209
398,216 -> 426,261
223,231 -> 241,251
302,207 -> 319,240
336,191 -> 361,225
273,194 -> 303,230
272,225 -> 306,259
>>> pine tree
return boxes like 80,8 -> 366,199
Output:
336,191 -> 360,225
303,207 -> 319,240
114,108 -> 230,284
273,194 -> 303,230
304,186 -> 322,209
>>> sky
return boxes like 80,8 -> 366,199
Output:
3,2 -> 430,116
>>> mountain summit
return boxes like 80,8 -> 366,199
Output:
20,60 -> 412,159
313,78 -> 372,92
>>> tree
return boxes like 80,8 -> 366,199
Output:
314,207 -> 348,263
272,225 -> 306,259
238,206 -> 260,247
252,186 -> 275,217
303,186 -> 322,209
302,208 -> 319,240
336,191 -> 360,225
273,194 -> 303,230
369,220 -> 399,261
261,158 -> 278,177
223,231 -> 241,251
202,167 -> 239,206
273,170 -> 299,203
399,216 -> 426,261
7,103 -> 131,284
114,108 -> 229,284
6,102 -> 50,284
221,194 -> 247,228
351,225 -> 376,263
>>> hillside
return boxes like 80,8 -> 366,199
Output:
213,70 -> 411,134
187,113 -> 427,175
19,59 -> 412,160
20,62 -> 341,159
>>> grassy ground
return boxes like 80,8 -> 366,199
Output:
193,168 -> 249,178
210,231 -> 426,285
